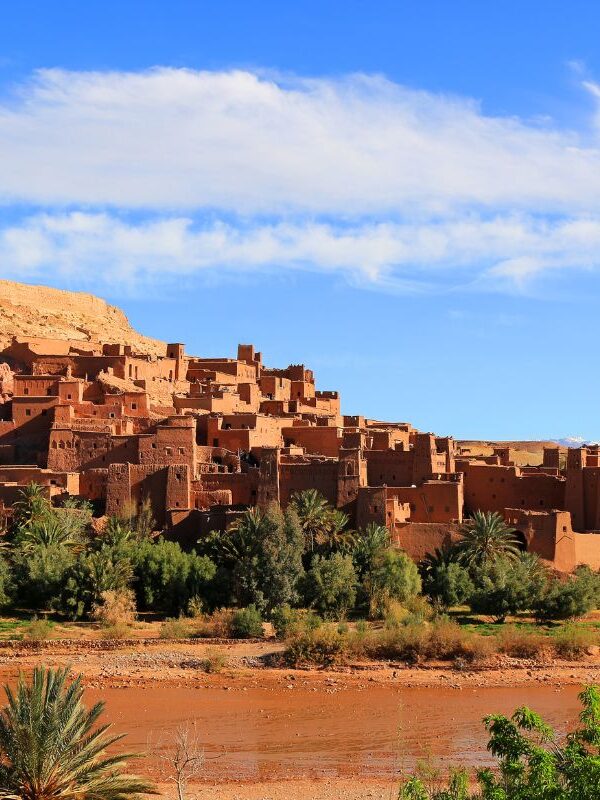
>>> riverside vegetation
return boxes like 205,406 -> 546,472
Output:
2,484 -> 600,666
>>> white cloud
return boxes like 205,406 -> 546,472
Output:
3,211 -> 600,291
2,68 -> 600,289
0,67 -> 599,215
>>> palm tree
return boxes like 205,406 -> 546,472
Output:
0,665 -> 154,800
420,544 -> 458,575
222,507 -> 269,563
290,489 -> 331,552
321,509 -> 356,553
16,516 -> 82,552
456,510 -> 521,568
352,522 -> 390,581
13,483 -> 52,530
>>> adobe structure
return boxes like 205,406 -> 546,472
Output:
0,331 -> 599,572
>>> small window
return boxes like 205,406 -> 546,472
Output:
165,447 -> 173,455
213,438 -> 219,447
109,412 -> 115,419
151,442 -> 157,449
25,409 -> 31,417
131,403 -> 137,410
23,388 -> 29,395
178,447 -> 185,455
67,394 -> 72,400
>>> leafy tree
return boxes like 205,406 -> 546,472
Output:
400,685 -> 600,800
61,544 -> 133,619
469,553 -> 547,623
457,510 -> 521,568
259,505 -> 305,611
209,505 -> 304,611
366,548 -> 421,615
421,547 -> 474,609
0,555 -> 12,608
535,567 -> 600,621
302,553 -> 357,618
0,665 -> 154,800
12,542 -> 75,610
130,538 -> 215,616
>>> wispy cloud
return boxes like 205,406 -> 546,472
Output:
2,211 -> 600,291
1,67 -> 600,290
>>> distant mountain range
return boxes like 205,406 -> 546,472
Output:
554,437 -> 598,448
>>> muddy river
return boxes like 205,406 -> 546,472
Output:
73,683 -> 583,782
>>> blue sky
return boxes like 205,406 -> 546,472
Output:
1,1 -> 600,441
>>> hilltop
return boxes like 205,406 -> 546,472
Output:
0,280 -> 164,355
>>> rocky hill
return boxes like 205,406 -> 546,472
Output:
0,280 -> 164,355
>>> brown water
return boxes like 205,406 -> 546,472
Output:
76,683 -> 583,782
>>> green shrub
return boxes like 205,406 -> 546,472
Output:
13,543 -> 75,611
366,549 -> 421,617
22,617 -> 53,641
99,623 -> 131,640
399,686 -> 600,800
131,538 -> 216,616
60,543 -> 132,619
284,626 -> 347,667
552,624 -> 597,659
469,554 -> 547,623
302,553 -> 357,618
422,558 -> 474,609
159,617 -> 190,639
231,605 -> 263,638
270,604 -> 322,638
202,650 -> 228,673
535,571 -> 599,621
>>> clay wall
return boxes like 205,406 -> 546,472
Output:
281,424 -> 343,458
12,375 -> 58,397
195,471 -> 259,506
387,477 -> 463,523
12,396 -> 58,432
278,458 -> 338,507
392,522 -> 462,562
461,463 -> 566,515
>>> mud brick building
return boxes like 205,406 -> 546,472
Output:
1,334 -> 599,571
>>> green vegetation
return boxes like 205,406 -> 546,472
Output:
399,685 -> 600,800
4,484 -> 600,658
0,665 -> 154,800
230,604 -> 264,638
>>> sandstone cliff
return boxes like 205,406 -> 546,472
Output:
0,280 -> 164,355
